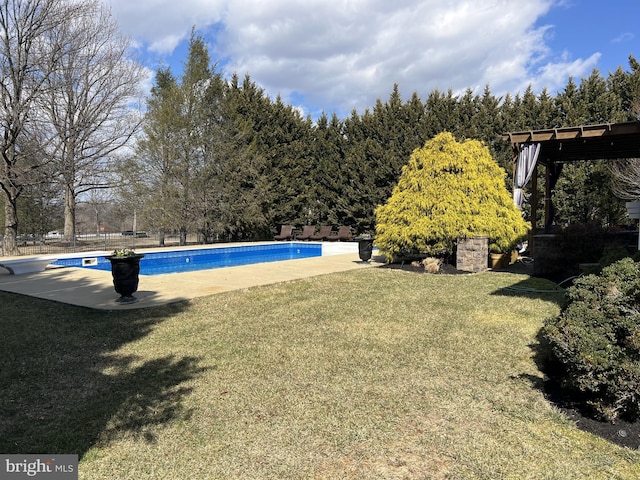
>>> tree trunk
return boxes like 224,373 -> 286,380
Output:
3,196 -> 19,255
63,185 -> 76,242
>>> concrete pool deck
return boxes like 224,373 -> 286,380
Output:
0,242 -> 383,310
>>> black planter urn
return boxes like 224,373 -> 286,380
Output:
357,237 -> 374,262
105,254 -> 144,304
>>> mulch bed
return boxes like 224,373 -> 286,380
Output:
542,377 -> 640,450
384,261 -> 640,451
380,261 -> 467,275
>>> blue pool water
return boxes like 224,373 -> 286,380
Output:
52,243 -> 322,276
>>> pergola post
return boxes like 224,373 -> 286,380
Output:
530,163 -> 538,253
544,164 -> 552,231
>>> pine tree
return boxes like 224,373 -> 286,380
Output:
262,96 -> 314,229
129,67 -> 184,245
554,77 -> 583,127
175,30 -> 219,244
212,74 -> 270,241
342,109 -> 379,232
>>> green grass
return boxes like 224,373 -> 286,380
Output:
1,268 -> 639,479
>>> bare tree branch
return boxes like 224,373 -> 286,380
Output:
41,0 -> 146,240
610,158 -> 640,201
0,0 -> 80,253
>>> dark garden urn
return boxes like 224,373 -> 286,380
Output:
357,237 -> 374,262
105,254 -> 144,304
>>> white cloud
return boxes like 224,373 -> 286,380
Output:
611,32 -> 634,44
105,0 -> 601,117
106,0 -> 226,53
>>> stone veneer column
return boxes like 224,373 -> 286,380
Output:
532,234 -> 562,277
456,236 -> 488,272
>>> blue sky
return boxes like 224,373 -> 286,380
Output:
107,0 -> 638,120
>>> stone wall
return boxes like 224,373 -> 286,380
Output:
456,236 -> 488,272
532,234 -> 562,277
533,230 -> 638,278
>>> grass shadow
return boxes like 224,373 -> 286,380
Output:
489,274 -> 568,307
0,292 -> 207,458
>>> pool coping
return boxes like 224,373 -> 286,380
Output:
0,242 -> 383,310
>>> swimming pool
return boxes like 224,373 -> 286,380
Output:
52,242 -> 323,276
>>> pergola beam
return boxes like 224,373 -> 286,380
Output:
504,121 -> 640,165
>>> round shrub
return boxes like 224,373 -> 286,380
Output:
543,257 -> 640,421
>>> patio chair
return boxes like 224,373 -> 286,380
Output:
295,225 -> 315,241
274,225 -> 294,241
326,225 -> 352,242
309,225 -> 334,241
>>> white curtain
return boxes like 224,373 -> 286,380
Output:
513,143 -> 540,209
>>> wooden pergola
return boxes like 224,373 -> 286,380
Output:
503,121 -> 640,243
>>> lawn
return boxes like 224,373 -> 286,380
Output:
1,267 -> 639,479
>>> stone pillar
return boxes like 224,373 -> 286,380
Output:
456,236 -> 488,272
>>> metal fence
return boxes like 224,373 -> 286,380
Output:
1,232 -> 205,257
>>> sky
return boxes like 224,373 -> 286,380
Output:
105,0 -> 639,120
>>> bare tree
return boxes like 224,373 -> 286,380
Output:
83,185 -> 114,237
42,0 -> 146,241
0,0 -> 80,254
610,158 -> 640,200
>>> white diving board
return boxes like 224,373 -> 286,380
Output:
0,251 -> 109,275
0,256 -> 58,274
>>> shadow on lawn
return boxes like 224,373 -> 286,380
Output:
0,292 -> 208,458
488,258 -> 570,308
489,275 -> 568,307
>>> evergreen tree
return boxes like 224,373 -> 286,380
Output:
212,74 -> 270,241
607,66 -> 632,121
175,30 -> 220,244
309,112 -> 346,225
456,88 -> 479,138
554,77 -> 583,127
553,161 -> 627,226
424,89 -> 460,137
608,55 -> 640,120
404,92 -> 428,149
521,85 -> 543,129
475,85 -> 502,143
375,132 -> 529,262
579,69 -> 618,124
342,109 -> 379,232
262,96 -> 314,229
551,70 -> 628,228
626,55 -> 640,119
129,67 -> 184,244
536,88 -> 556,128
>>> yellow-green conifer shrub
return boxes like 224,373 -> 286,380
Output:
375,132 -> 529,263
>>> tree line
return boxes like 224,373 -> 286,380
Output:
2,2 -> 640,253
126,33 -> 639,245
